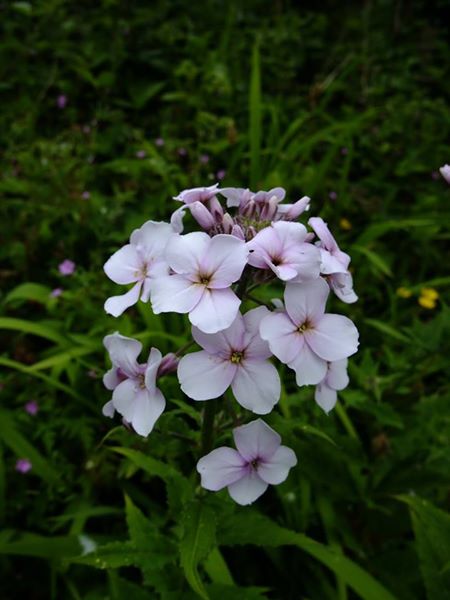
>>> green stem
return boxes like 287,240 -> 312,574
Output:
244,293 -> 272,309
200,400 -> 217,455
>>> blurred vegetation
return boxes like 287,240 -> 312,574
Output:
1,1 -> 450,599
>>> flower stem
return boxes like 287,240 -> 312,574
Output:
200,400 -> 217,455
244,293 -> 272,309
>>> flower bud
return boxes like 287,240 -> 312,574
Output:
221,212 -> 234,233
231,224 -> 245,240
260,197 -> 279,221
189,201 -> 215,229
208,196 -> 224,222
157,353 -> 179,377
242,199 -> 257,218
279,196 -> 310,220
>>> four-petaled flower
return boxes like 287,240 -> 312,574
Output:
58,259 -> 76,276
260,278 -> 359,386
178,307 -> 280,414
314,359 -> 349,414
247,221 -> 321,282
102,333 -> 165,437
151,232 -> 249,333
197,419 -> 297,505
104,220 -> 175,317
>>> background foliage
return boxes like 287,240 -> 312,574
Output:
1,1 -> 449,598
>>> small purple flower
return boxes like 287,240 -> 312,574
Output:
328,191 -> 338,201
216,169 -> 226,181
58,259 -> 76,276
135,150 -> 146,159
177,147 -> 187,156
56,95 -> 67,109
102,333 -> 166,436
50,288 -> 63,298
25,400 -> 39,415
199,154 -> 210,164
82,190 -> 90,200
155,137 -> 165,147
16,459 -> 32,474
197,419 -> 297,505
439,164 -> 450,184
340,147 -> 349,155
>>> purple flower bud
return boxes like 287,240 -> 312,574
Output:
231,224 -> 245,240
50,288 -> 63,298
189,201 -> 215,229
216,169 -> 226,181
81,190 -> 90,200
199,154 -> 210,164
242,199 -> 257,218
58,259 -> 76,276
247,225 -> 257,239
439,164 -> 450,184
157,353 -> 179,377
278,196 -> 311,220
208,196 -> 224,222
56,95 -> 67,109
25,400 -> 39,415
221,212 -> 234,233
16,459 -> 32,474
328,191 -> 338,201
260,197 -> 279,221
135,150 -> 146,159
155,137 -> 165,147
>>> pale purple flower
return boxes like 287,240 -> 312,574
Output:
151,232 -> 248,333
82,190 -> 90,200
103,220 -> 175,317
439,164 -> 450,184
56,94 -> 67,109
177,147 -> 187,156
58,259 -> 76,276
216,169 -> 226,180
199,154 -> 210,164
308,217 -> 358,304
260,278 -> 359,386
157,353 -> 179,377
340,147 -> 349,155
275,196 -> 310,220
173,184 -> 219,205
197,419 -> 297,505
155,137 -> 164,147
431,171 -> 440,180
135,150 -> 146,159
328,191 -> 338,201
16,458 -> 32,474
247,221 -> 321,282
178,307 -> 280,414
314,359 -> 349,414
171,185 -> 221,232
25,400 -> 39,415
102,333 -> 165,437
50,288 -> 63,298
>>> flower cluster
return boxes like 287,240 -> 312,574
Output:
102,185 -> 359,504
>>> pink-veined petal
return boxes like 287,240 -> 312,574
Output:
284,278 -> 329,325
189,287 -> 241,334
103,332 -> 142,377
177,351 -> 237,400
111,379 -> 139,421
104,281 -> 142,317
326,358 -> 349,390
144,348 -> 163,393
204,235 -> 249,287
197,447 -> 247,491
232,419 -> 281,462
289,344 -> 328,386
259,311 -> 303,364
165,231 -> 211,275
231,359 -> 280,414
314,383 -> 338,414
103,245 -> 141,285
257,445 -> 297,485
130,387 -> 165,437
151,274 -> 204,314
227,470 -> 268,505
306,314 -> 359,361
192,312 -> 246,357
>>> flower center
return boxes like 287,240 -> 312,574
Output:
199,274 -> 211,285
137,373 -> 146,389
250,458 -> 260,469
297,320 -> 311,334
230,351 -> 244,364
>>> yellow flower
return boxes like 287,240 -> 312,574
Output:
339,217 -> 352,230
420,287 -> 439,301
418,296 -> 437,309
397,287 -> 412,298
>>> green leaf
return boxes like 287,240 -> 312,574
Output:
179,500 -> 217,600
397,495 -> 450,600
0,532 -> 81,558
70,541 -> 144,569
249,40 -> 262,188
0,317 -> 67,344
352,245 -> 392,277
204,547 -> 234,585
364,319 -> 410,343
3,282 -> 52,305
0,409 -> 59,484
219,511 -> 398,600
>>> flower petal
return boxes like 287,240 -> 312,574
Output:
227,471 -> 268,505
151,274 -> 204,314
103,245 -> 141,284
306,314 -> 359,361
103,367 -> 121,391
144,348 -> 163,392
197,447 -> 247,491
257,445 -> 297,485
178,351 -> 236,400
284,278 -> 329,325
204,235 -> 249,288
103,332 -> 142,377
231,360 -> 280,414
232,419 -> 281,462
129,221 -> 174,260
112,379 -> 139,421
314,383 -> 338,414
130,388 -> 165,437
308,217 -> 338,252
102,400 -> 115,418
329,272 -> 358,304
243,307 -> 272,360
165,231 -> 210,275
192,312 -> 246,357
326,358 -> 349,390
259,311 -> 302,364
104,282 -> 142,317
289,344 -> 328,386
189,288 -> 241,334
